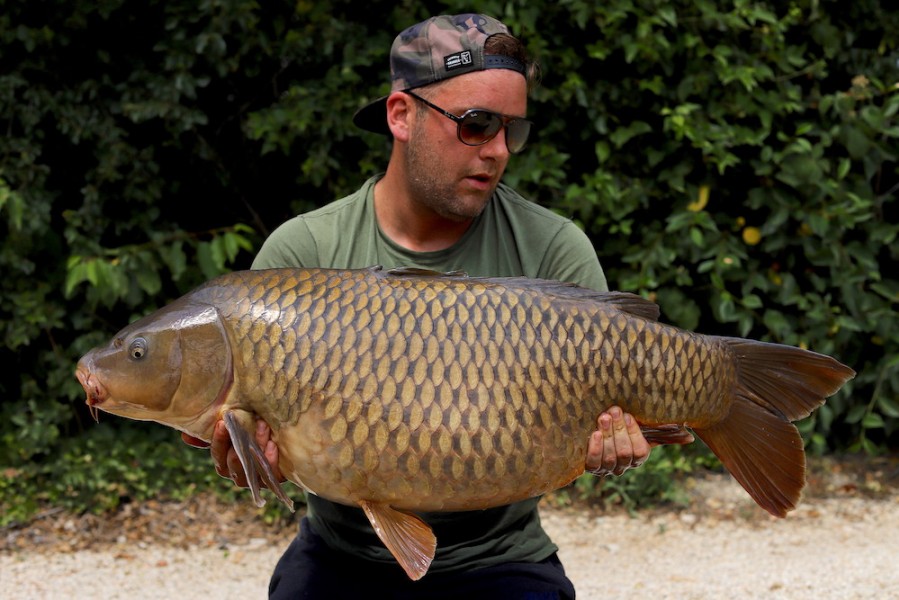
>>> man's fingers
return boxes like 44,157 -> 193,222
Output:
585,429 -> 603,471
607,407 -> 635,475
625,413 -> 651,468
226,447 -> 249,488
253,419 -> 284,483
584,412 -> 611,472
255,419 -> 271,446
207,417 -> 282,489
210,420 -> 249,486
210,421 -> 229,477
601,409 -> 624,473
264,439 -> 284,482
585,407 -> 653,477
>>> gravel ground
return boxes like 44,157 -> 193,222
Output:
3,456 -> 897,599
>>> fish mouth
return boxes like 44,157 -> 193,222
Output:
75,365 -> 106,423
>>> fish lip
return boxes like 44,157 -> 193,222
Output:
75,365 -> 104,423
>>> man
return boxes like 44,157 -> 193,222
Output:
186,14 -> 654,598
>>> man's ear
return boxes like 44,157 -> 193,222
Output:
386,92 -> 414,142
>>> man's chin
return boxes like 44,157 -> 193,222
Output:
413,182 -> 494,222
451,185 -> 496,219
439,198 -> 490,222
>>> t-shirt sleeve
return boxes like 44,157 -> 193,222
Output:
537,221 -> 608,292
251,216 -> 319,269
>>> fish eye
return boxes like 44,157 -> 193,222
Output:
129,337 -> 148,360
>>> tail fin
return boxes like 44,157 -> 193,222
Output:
692,339 -> 855,518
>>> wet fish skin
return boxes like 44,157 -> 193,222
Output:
75,266 -> 855,580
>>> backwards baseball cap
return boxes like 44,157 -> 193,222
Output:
353,14 -> 527,135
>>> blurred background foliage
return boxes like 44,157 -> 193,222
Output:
1,0 -> 896,524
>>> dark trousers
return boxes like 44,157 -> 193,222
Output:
269,517 -> 576,600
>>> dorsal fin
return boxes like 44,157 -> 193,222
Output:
589,290 -> 660,321
379,266 -> 660,322
385,266 -> 469,278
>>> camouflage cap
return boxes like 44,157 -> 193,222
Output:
353,14 -> 527,135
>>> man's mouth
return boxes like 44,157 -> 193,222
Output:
465,173 -> 494,188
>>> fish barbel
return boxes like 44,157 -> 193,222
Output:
75,266 -> 855,579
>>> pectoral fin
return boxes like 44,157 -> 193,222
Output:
222,410 -> 294,512
639,424 -> 696,446
359,499 -> 436,581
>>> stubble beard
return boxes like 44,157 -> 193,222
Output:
404,129 -> 495,222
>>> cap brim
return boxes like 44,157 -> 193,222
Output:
353,96 -> 391,135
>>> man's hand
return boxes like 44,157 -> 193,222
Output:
585,406 -> 651,477
181,418 -> 283,488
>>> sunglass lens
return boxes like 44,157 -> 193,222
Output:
459,111 -> 503,145
505,120 -> 532,154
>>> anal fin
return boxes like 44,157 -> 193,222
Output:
359,499 -> 436,581
223,410 -> 295,512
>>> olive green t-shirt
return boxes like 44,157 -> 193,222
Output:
252,174 -> 607,573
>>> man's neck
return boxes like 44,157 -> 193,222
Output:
373,173 -> 474,253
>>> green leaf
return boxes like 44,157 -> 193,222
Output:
689,226 -> 704,247
609,120 -> 653,148
845,404 -> 868,425
862,413 -> 885,430
136,268 -> 162,296
877,396 -> 899,419
741,294 -> 763,309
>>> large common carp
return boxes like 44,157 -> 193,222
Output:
75,266 -> 854,580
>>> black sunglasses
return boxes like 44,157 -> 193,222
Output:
404,90 -> 532,154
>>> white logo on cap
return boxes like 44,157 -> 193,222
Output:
445,51 -> 473,71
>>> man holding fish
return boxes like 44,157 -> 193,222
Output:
189,13 -> 655,599
77,10 -> 850,595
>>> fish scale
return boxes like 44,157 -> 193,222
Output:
251,272 -> 584,509
236,276 -> 533,476
75,266 -> 855,581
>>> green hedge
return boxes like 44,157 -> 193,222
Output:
1,0 -> 896,521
